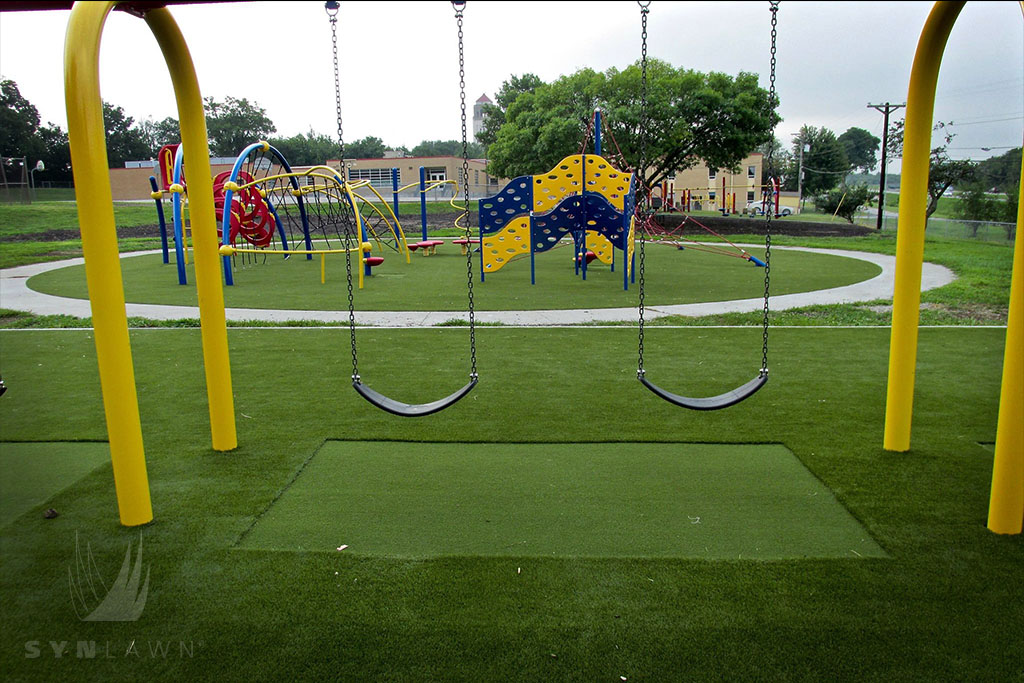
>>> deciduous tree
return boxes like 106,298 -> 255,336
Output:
204,96 -> 276,157
485,60 -> 778,192
345,136 -> 387,159
102,102 -> 150,167
476,73 -> 544,148
269,130 -> 338,166
837,127 -> 880,174
787,126 -> 849,196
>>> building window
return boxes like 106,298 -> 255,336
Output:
708,191 -> 716,201
349,168 -> 392,186
426,167 -> 447,182
708,169 -> 717,180
747,191 -> 756,202
748,165 -> 756,179
474,170 -> 480,185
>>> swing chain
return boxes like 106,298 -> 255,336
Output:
636,0 -> 650,379
454,0 -> 477,380
327,1 -> 359,382
344,206 -> 359,383
326,2 -> 344,163
761,0 -> 779,376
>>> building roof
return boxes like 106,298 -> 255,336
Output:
475,94 -> 492,104
327,156 -> 489,164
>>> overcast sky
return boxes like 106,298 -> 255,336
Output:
1,1 -> 1021,173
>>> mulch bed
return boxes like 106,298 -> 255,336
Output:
648,213 -> 876,237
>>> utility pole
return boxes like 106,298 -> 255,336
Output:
793,131 -> 809,214
868,102 -> 905,231
797,137 -> 805,213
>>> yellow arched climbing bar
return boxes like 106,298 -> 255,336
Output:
987,116 -> 1024,535
883,1 -> 965,452
884,1 -> 1023,535
65,2 -> 152,526
145,7 -> 236,453
64,2 -> 237,526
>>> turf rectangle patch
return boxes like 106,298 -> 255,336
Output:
0,442 -> 110,525
238,442 -> 885,559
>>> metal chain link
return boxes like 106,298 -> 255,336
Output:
454,1 -> 477,380
637,1 -> 650,379
343,201 -> 359,383
327,1 -> 359,382
761,1 -> 779,377
326,2 -> 344,163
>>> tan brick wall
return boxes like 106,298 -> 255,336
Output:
331,156 -> 503,197
109,164 -> 236,201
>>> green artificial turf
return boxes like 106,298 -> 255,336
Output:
0,326 -> 1020,681
239,441 -> 884,559
26,242 -> 880,311
0,442 -> 110,525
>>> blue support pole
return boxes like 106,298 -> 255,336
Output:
594,109 -> 602,156
170,146 -> 189,285
361,217 -> 371,277
419,166 -> 428,242
171,191 -> 189,285
149,176 -> 169,264
581,155 -> 588,281
479,204 -> 486,283
265,199 -> 290,255
529,212 -> 536,285
392,167 -> 400,222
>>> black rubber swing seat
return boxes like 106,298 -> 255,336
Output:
353,377 -> 477,417
639,372 -> 767,411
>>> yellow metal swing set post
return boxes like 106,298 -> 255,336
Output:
65,1 -> 237,526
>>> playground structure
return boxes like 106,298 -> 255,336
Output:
55,0 -> 1021,534
479,111 -> 637,290
149,141 -> 412,287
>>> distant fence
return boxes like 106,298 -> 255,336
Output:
863,212 -> 1016,244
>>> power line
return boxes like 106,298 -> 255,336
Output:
802,166 -> 853,175
947,115 -> 1023,127
948,145 -> 1019,151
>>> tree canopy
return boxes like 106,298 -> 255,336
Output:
345,136 -> 387,159
837,127 -> 880,174
1,79 -> 72,180
886,117 -> 978,217
975,147 -> 1022,194
139,116 -> 181,156
813,184 -> 874,223
102,102 -> 151,168
476,73 -> 544,148
1,79 -> 41,159
410,139 -> 485,158
204,96 -> 276,157
268,130 -> 339,166
484,60 -> 778,191
786,126 -> 849,196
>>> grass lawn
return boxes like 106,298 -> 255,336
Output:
25,241 -> 879,312
0,201 -> 157,237
0,326 -> 1021,680
239,441 -> 885,560
0,196 -> 1020,680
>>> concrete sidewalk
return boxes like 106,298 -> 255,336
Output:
0,245 -> 956,326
